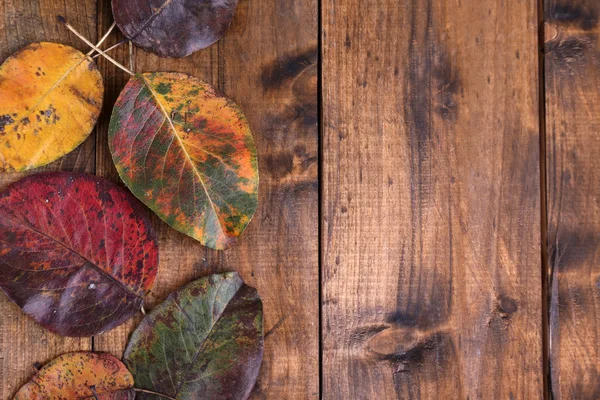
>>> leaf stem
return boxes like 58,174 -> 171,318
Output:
129,40 -> 134,72
86,21 -> 116,56
92,39 -> 130,59
57,16 -> 134,75
134,388 -> 177,399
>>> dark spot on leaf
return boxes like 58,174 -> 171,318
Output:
0,114 -> 15,133
98,189 -> 114,204
155,82 -> 172,95
69,84 -> 98,107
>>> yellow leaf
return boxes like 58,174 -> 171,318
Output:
0,42 -> 103,172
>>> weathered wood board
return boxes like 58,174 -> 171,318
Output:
322,0 -> 544,398
545,0 -> 600,398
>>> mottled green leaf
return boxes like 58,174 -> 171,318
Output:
108,72 -> 259,250
124,272 -> 263,400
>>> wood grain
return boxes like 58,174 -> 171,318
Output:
545,0 -> 600,398
0,0 -> 97,396
93,0 -> 319,398
322,0 -> 543,398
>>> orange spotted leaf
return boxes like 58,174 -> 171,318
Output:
0,172 -> 158,337
108,72 -> 258,250
0,42 -> 103,172
14,352 -> 134,399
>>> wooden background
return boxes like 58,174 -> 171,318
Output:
0,0 -> 598,398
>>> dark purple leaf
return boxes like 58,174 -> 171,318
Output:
112,0 -> 240,57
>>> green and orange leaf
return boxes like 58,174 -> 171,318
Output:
109,72 -> 258,250
124,272 -> 264,399
0,42 -> 103,172
14,352 -> 134,399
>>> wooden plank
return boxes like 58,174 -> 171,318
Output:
0,0 -> 97,396
93,0 -> 319,398
322,0 -> 543,398
544,0 -> 600,398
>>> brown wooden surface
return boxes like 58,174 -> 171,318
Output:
322,0 -> 544,398
545,0 -> 600,398
1,0 -> 600,398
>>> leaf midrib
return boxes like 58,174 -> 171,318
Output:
0,211 -> 142,300
149,278 -> 235,398
138,74 -> 228,241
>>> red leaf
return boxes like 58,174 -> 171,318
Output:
0,172 -> 158,337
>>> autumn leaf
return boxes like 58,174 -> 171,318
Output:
0,42 -> 103,172
112,0 -> 239,57
0,172 -> 158,337
14,352 -> 134,399
124,272 -> 263,400
108,72 -> 258,250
